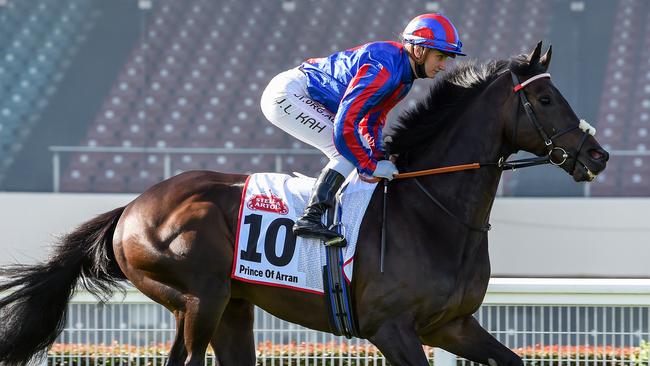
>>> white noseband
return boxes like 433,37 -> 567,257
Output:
579,119 -> 596,136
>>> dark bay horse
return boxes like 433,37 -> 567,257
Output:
0,42 -> 609,366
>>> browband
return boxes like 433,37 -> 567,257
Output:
513,73 -> 551,92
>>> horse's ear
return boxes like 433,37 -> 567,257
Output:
528,41 -> 543,66
540,45 -> 552,71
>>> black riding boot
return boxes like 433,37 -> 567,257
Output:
293,168 -> 346,246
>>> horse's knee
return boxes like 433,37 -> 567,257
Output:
486,355 -> 524,366
506,354 -> 524,366
420,316 -> 521,366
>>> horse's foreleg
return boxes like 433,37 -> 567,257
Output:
420,316 -> 523,366
210,299 -> 256,366
367,320 -> 430,366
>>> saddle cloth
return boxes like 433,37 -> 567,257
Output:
231,172 -> 376,294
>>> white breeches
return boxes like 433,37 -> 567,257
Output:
260,68 -> 355,176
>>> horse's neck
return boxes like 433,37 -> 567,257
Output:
408,81 -> 511,227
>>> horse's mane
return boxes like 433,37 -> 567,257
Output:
385,54 -> 547,155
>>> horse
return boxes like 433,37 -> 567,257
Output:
0,42 -> 609,366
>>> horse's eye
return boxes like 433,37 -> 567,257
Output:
539,96 -> 551,105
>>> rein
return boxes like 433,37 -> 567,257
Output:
367,70 -> 597,182
371,70 -> 596,234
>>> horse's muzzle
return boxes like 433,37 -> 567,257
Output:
572,147 -> 609,182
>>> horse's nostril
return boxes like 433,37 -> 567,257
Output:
589,149 -> 607,161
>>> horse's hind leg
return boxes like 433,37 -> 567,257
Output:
166,310 -> 187,366
182,282 -> 231,366
119,274 -> 189,366
210,299 -> 256,366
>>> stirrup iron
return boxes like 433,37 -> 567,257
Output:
324,223 -> 346,247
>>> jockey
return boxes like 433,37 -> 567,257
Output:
260,13 -> 465,246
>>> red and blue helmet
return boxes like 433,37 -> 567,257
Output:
402,13 -> 465,56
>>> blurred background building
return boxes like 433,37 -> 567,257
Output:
0,0 -> 646,197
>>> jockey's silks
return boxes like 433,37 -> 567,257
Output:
300,42 -> 414,175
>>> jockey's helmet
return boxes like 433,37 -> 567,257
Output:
402,13 -> 466,56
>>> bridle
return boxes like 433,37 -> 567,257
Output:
504,71 -> 593,173
393,70 -> 596,232
375,68 -> 597,272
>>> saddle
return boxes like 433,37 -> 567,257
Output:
231,172 -> 374,338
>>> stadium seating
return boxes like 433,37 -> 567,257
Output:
0,0 -> 644,196
0,0 -> 94,183
53,0 -> 642,196
592,0 -> 649,196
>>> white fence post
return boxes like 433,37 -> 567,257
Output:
52,151 -> 60,193
434,348 -> 457,366
164,153 -> 171,179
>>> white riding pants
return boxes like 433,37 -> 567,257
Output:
260,68 -> 356,176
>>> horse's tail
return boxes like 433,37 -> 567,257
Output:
0,206 -> 127,365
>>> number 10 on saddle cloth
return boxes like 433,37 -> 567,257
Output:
231,173 -> 376,294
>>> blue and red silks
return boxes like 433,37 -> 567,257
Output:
300,41 -> 414,175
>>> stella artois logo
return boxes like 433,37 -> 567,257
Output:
247,193 -> 289,215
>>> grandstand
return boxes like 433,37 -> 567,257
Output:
0,0 -> 645,195
0,0 -> 95,183
591,0 -> 650,196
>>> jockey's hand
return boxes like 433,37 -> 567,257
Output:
372,160 -> 399,180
